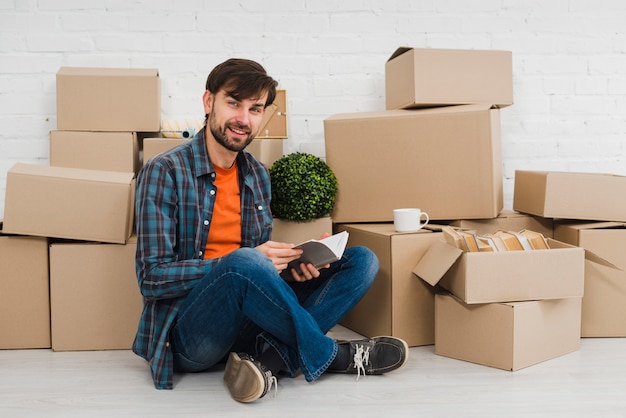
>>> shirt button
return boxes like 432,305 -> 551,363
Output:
257,205 -> 263,210
203,220 -> 209,226
198,251 -> 203,257
210,189 -> 215,195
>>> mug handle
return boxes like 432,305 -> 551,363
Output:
420,212 -> 429,226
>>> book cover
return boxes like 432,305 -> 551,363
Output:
493,230 -> 525,251
509,231 -> 534,250
457,230 -> 480,252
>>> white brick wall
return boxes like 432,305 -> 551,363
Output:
2,1 -> 626,218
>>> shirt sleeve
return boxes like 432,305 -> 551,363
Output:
134,159 -> 217,300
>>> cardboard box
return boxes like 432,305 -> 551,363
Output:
0,225 -> 50,349
513,170 -> 626,222
450,209 -> 553,238
554,221 -> 626,337
435,293 -> 581,371
246,138 -> 284,168
142,137 -> 187,164
385,47 -> 513,110
2,163 -> 135,244
255,89 -> 288,138
50,130 -> 140,174
324,104 -> 503,222
49,237 -> 143,351
271,216 -> 332,244
413,238 -> 585,304
333,223 -> 444,346
56,67 -> 160,132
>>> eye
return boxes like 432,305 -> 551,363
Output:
251,106 -> 263,114
227,100 -> 239,107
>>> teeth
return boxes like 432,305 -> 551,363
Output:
230,127 -> 247,135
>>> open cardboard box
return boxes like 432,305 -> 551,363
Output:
413,238 -> 586,304
254,89 -> 288,138
450,209 -> 553,238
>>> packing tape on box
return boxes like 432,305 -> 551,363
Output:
161,119 -> 204,139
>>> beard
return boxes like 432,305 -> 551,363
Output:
208,112 -> 255,152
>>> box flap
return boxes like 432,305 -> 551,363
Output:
584,249 -> 621,270
547,236 -> 620,270
563,221 -> 626,231
412,239 -> 463,286
257,102 -> 278,135
387,46 -> 413,62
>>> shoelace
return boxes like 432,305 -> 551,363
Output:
353,344 -> 371,381
245,354 -> 278,399
263,369 -> 278,398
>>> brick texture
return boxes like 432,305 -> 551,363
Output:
2,1 -> 626,216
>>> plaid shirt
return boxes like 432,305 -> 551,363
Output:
132,129 -> 273,389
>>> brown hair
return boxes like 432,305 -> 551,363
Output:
205,58 -> 278,108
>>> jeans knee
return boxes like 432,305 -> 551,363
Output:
223,247 -> 276,278
344,246 -> 379,286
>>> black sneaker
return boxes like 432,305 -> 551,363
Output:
328,336 -> 409,379
223,352 -> 277,403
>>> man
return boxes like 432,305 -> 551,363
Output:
133,58 -> 408,403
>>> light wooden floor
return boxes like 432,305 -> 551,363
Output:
2,325 -> 626,418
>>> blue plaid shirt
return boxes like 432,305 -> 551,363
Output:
132,129 -> 273,389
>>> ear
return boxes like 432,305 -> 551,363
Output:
202,90 -> 213,115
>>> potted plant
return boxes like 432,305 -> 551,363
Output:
269,152 -> 338,243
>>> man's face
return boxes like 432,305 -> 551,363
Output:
203,89 -> 268,152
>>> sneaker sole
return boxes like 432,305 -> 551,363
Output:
224,352 -> 265,403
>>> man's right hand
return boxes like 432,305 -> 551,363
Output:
254,241 -> 303,273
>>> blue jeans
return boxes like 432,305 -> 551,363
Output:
169,245 -> 378,382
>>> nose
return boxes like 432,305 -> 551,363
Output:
234,106 -> 250,126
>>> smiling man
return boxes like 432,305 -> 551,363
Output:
132,58 -> 409,402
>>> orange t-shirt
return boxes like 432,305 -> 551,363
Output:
204,162 -> 242,260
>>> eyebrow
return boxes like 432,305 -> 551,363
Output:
225,93 -> 266,109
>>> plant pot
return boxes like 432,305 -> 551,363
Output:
271,216 -> 332,244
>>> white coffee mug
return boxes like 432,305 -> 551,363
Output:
393,208 -> 430,232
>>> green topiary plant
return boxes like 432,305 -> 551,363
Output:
269,152 -> 338,221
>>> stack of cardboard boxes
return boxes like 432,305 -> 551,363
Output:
1,67 -> 159,351
514,170 -> 626,338
0,67 -> 290,352
328,47 -> 589,371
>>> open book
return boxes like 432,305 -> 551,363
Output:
281,230 -> 349,278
